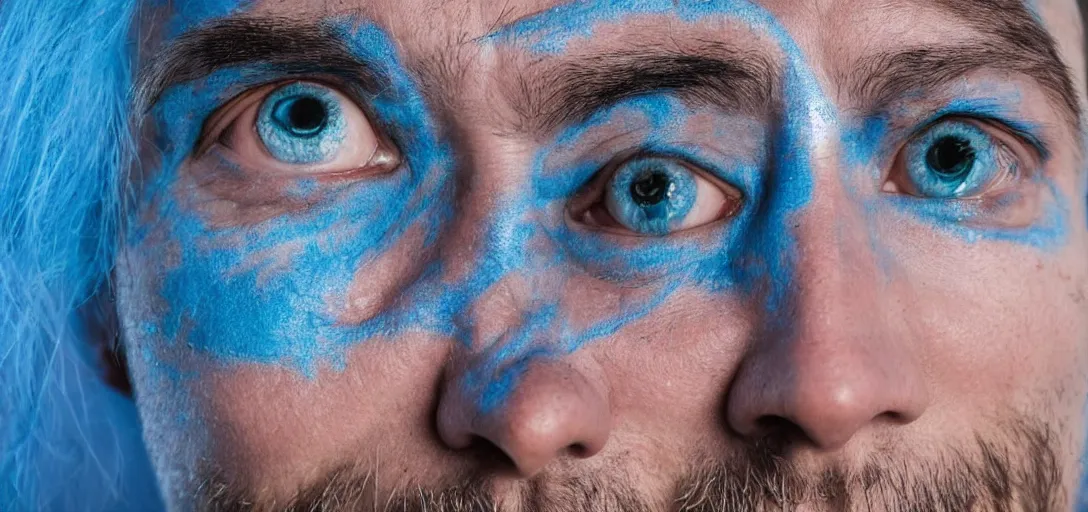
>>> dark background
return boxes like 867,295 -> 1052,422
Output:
1082,0 -> 1087,43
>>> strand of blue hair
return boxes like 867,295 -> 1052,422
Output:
0,0 -> 163,510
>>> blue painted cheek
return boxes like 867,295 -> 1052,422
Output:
137,21 -> 460,375
141,4 -> 831,425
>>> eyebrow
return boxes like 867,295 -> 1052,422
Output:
504,45 -> 778,136
137,2 -> 1080,138
133,18 -> 385,115
851,0 -> 1081,130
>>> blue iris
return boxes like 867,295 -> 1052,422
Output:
904,120 -> 1002,198
606,157 -> 697,235
256,82 -> 346,164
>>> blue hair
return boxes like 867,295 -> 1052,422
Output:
0,0 -> 162,510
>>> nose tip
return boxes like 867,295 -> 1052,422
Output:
437,360 -> 612,477
729,375 -> 907,450
726,340 -> 929,451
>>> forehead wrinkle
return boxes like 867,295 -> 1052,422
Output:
483,1 -> 677,48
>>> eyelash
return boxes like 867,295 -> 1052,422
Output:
193,80 -> 1042,233
568,151 -> 744,237
884,115 -> 1041,199
566,115 -> 1041,237
196,79 -> 400,179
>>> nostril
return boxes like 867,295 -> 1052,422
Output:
566,443 -> 589,458
877,410 -> 908,424
437,359 -> 613,477
467,435 -> 517,471
755,415 -> 804,440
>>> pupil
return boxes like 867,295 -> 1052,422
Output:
282,97 -> 327,134
629,171 -> 671,207
925,136 -> 976,177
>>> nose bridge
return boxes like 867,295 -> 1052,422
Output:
442,169 -> 553,350
727,159 -> 929,449
433,145 -> 613,476
790,162 -> 882,326
436,278 -> 613,476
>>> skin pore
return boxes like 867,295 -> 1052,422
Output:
116,0 -> 1088,510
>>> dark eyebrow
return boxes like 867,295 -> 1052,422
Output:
851,0 -> 1081,131
506,44 -> 777,136
133,17 -> 385,115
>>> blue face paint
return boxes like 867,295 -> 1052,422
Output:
152,0 -> 252,38
532,95 -> 763,285
839,88 -> 1067,261
137,19 -> 455,376
256,82 -> 347,164
135,0 -> 1073,425
459,0 -> 836,411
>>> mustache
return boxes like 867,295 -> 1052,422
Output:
197,417 -> 1064,512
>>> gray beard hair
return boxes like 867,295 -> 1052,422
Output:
194,416 -> 1065,512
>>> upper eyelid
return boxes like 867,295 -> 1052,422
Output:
194,83 -> 277,156
194,77 -> 383,158
875,113 -> 1045,185
923,115 -> 1046,169
908,108 -> 1050,159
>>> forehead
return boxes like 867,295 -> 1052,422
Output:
159,0 -> 1073,47
151,0 -> 1085,112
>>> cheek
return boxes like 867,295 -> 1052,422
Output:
873,209 -> 1088,404
125,158 -> 432,375
192,333 -> 450,488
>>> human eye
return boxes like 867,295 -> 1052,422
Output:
887,118 -> 1027,199
571,154 -> 743,236
199,80 -> 399,176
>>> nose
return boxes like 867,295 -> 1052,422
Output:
431,146 -> 613,476
726,175 -> 930,450
437,358 -> 612,477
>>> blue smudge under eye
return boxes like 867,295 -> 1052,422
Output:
256,82 -> 346,164
904,120 -> 1008,198
606,157 -> 696,235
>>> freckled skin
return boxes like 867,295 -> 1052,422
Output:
116,0 -> 1088,510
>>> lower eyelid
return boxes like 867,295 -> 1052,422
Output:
205,85 -> 391,178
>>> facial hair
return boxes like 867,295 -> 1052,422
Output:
196,415 -> 1065,512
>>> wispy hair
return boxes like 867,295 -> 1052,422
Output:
0,0 -> 162,510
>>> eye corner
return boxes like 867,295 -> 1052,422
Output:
568,152 -> 744,237
190,78 -> 397,180
881,113 -> 1041,201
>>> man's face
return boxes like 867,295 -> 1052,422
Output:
117,0 -> 1088,510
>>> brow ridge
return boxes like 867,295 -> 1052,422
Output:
133,17 -> 385,115
505,43 -> 778,137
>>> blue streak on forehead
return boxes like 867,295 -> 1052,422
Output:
150,0 -> 253,38
489,0 -> 819,61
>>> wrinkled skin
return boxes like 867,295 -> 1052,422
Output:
116,0 -> 1088,510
